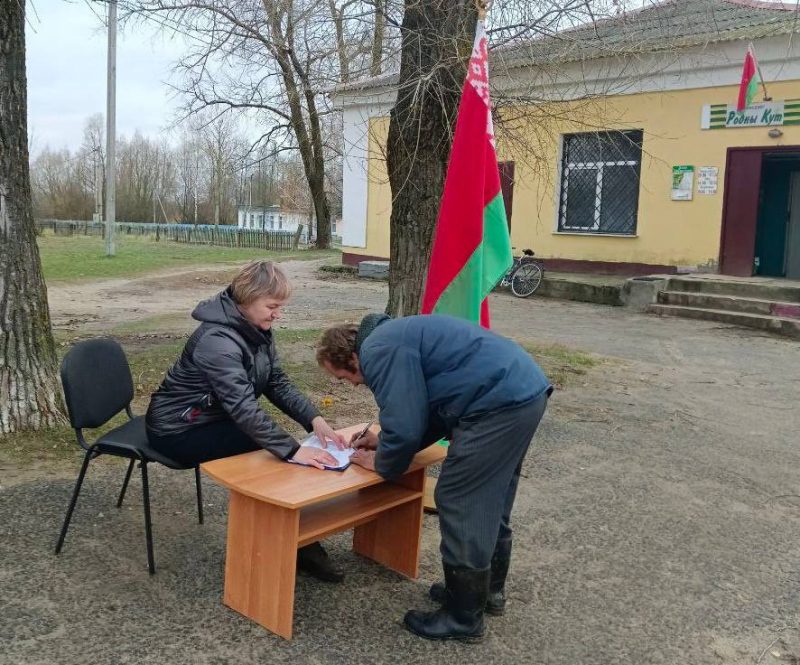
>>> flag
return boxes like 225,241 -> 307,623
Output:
736,44 -> 761,112
420,20 -> 512,328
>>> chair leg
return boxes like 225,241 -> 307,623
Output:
194,466 -> 204,525
140,461 -> 156,575
55,449 -> 93,555
116,459 -> 135,508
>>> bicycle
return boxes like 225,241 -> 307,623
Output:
500,248 -> 544,298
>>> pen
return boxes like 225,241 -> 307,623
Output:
353,421 -> 373,444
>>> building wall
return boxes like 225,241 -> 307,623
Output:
345,79 -> 800,271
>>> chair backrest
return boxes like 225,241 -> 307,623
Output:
60,338 -> 135,429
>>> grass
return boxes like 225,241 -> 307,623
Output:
37,232 -> 340,282
273,327 -> 325,344
2,330 -> 600,465
521,342 -> 601,389
0,333 -> 342,465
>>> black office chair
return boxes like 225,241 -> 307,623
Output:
55,338 -> 203,574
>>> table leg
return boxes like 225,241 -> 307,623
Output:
353,468 -> 425,578
223,490 -> 299,639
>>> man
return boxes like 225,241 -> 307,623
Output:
316,313 -> 551,641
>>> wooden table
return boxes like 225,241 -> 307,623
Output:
201,424 -> 447,639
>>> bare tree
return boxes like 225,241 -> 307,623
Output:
175,131 -> 203,222
0,1 -> 64,434
116,132 -> 178,222
31,148 -> 95,220
122,0 -> 394,249
384,0 -> 641,316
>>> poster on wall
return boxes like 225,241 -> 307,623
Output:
671,165 -> 695,201
697,167 -> 718,194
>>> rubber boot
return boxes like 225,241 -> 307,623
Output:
429,537 -> 512,616
404,564 -> 489,642
296,542 -> 344,583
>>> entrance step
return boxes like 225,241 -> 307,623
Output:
648,304 -> 800,339
657,291 -> 800,319
666,276 -> 800,303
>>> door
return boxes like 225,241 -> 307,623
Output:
787,172 -> 800,279
720,149 -> 763,276
754,160 -> 791,276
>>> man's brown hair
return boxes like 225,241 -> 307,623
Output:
230,260 -> 291,305
316,324 -> 359,372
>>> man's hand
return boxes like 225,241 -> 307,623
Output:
291,446 -> 338,470
351,449 -> 377,471
350,428 -> 378,450
311,416 -> 347,450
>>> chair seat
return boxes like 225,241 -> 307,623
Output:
96,416 -> 186,469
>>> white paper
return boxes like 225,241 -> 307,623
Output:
289,434 -> 354,470
697,166 -> 718,195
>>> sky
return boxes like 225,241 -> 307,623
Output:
25,0 -> 793,155
26,0 -> 186,154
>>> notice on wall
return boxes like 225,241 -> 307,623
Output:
671,165 -> 695,201
697,167 -> 718,195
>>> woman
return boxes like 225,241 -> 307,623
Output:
146,259 -> 345,582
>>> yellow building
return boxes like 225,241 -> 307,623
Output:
335,0 -> 800,278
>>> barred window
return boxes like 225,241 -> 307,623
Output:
558,130 -> 643,235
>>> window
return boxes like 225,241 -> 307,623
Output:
558,130 -> 643,235
332,222 -> 337,233
269,216 -> 274,230
278,215 -> 283,230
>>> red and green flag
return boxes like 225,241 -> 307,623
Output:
736,44 -> 761,112
420,20 -> 512,329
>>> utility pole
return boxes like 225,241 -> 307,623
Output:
94,148 -> 103,222
105,0 -> 117,255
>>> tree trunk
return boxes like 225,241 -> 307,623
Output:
267,4 -> 332,250
385,0 -> 476,316
370,0 -> 386,77
0,2 -> 65,434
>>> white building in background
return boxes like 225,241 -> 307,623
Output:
236,203 -> 343,242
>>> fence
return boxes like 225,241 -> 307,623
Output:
36,220 -> 301,251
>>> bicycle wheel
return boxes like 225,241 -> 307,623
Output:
511,263 -> 543,298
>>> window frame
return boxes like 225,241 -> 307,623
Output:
556,130 -> 643,236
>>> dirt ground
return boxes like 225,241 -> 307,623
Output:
3,259 -> 800,664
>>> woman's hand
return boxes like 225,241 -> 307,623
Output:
351,449 -> 377,471
290,446 -> 338,470
350,429 -> 378,450
311,416 -> 347,450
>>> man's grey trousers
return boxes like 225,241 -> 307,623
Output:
434,393 -> 549,569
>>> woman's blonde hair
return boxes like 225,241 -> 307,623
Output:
230,260 -> 291,304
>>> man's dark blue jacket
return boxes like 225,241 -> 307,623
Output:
357,314 -> 552,480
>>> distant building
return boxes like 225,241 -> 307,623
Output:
236,203 -> 343,243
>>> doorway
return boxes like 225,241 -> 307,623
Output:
720,146 -> 800,277
754,154 -> 800,278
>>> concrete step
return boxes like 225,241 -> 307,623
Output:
666,276 -> 800,303
657,291 -> 800,319
357,260 -> 389,280
648,304 -> 800,339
